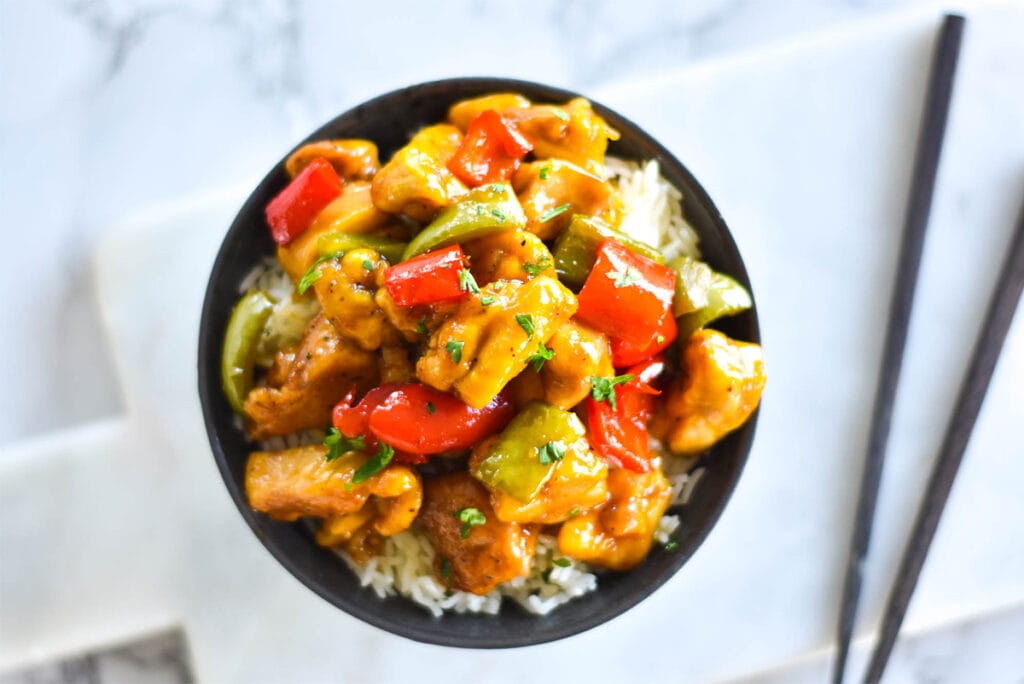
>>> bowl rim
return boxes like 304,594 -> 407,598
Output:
197,76 -> 760,648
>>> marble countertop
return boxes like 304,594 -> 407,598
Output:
2,1 -> 1021,682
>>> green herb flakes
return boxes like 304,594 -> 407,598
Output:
522,258 -> 552,277
538,203 -> 570,224
607,265 -> 641,289
526,342 -> 555,372
456,507 -> 486,539
538,441 -> 566,465
491,208 -> 507,223
446,340 -> 464,364
297,253 -> 340,294
664,539 -> 679,551
552,558 -> 571,568
590,374 -> 634,409
539,165 -> 551,180
553,108 -> 570,122
323,427 -> 366,462
352,443 -> 395,483
426,401 -> 436,415
657,334 -> 666,345
480,295 -> 496,306
459,268 -> 481,294
362,259 -> 374,271
515,314 -> 535,338
439,558 -> 453,583
416,316 -> 429,335
569,506 -> 581,517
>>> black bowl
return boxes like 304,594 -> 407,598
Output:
198,77 -> 760,648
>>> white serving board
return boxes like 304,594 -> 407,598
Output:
2,4 -> 1022,682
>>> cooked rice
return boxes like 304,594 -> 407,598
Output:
237,155 -> 706,615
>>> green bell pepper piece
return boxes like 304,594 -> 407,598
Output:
552,215 -> 665,290
402,183 -> 527,260
676,271 -> 752,339
317,232 -> 407,264
669,255 -> 713,316
221,289 -> 275,414
472,402 -> 586,503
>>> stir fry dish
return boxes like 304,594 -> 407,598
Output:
223,93 -> 766,610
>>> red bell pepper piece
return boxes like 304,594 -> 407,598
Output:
331,384 -> 428,465
610,312 -> 677,367
265,157 -> 343,245
587,356 -> 667,472
576,239 -> 677,350
383,245 -> 469,307
447,110 -> 533,187
368,384 -> 515,455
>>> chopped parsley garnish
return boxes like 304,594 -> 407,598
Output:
415,316 -> 429,335
455,507 -> 486,539
492,280 -> 505,291
480,295 -> 496,306
542,568 -> 553,583
606,265 -> 641,288
515,314 -> 535,338
459,268 -> 480,294
657,334 -> 666,345
664,539 -> 679,551
297,252 -> 341,294
552,558 -> 571,568
538,441 -> 566,465
522,257 -> 552,277
526,342 -> 555,372
362,259 -> 374,271
446,340 -> 464,364
538,203 -> 570,223
352,443 -> 395,484
569,506 -> 581,517
323,428 -> 366,462
439,558 -> 453,583
539,165 -> 551,180
305,352 -> 313,360
426,401 -> 436,415
491,208 -> 507,223
553,108 -> 570,122
590,374 -> 634,409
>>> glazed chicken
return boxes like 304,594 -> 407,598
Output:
311,248 -> 402,351
244,313 -> 378,439
419,473 -> 537,595
370,124 -> 467,221
462,229 -> 554,285
513,160 -> 622,240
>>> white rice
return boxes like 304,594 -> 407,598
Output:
238,155 -> 706,615
606,157 -> 701,262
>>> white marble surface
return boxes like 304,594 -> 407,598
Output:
3,1 -> 1023,683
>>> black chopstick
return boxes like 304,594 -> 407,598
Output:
863,196 -> 1024,682
832,14 -> 966,684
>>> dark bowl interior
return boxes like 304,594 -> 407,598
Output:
198,77 -> 760,648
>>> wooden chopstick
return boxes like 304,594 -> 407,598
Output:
832,14 -> 966,684
863,197 -> 1024,682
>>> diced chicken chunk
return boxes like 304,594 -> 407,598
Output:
371,124 -> 468,222
244,313 -> 378,439
470,434 -> 609,525
557,467 -> 671,571
276,181 -> 391,283
311,248 -> 402,351
656,329 -> 766,454
512,160 -> 622,240
245,444 -> 422,526
504,98 -> 619,170
447,93 -> 531,131
462,229 -> 553,285
419,472 -> 536,595
416,275 -> 577,408
540,320 -> 614,409
285,139 -> 380,181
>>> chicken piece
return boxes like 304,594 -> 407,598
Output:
462,229 -> 554,285
372,286 -> 457,342
419,472 -> 536,595
371,124 -> 468,222
504,98 -> 619,170
557,467 -> 672,571
447,93 -> 531,131
541,320 -> 613,409
512,160 -> 622,240
245,444 -> 422,525
276,182 -> 392,283
470,434 -> 609,525
285,139 -> 380,181
655,329 -> 766,454
311,248 -> 403,351
379,345 -> 416,384
416,275 -> 577,408
244,313 -> 378,439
